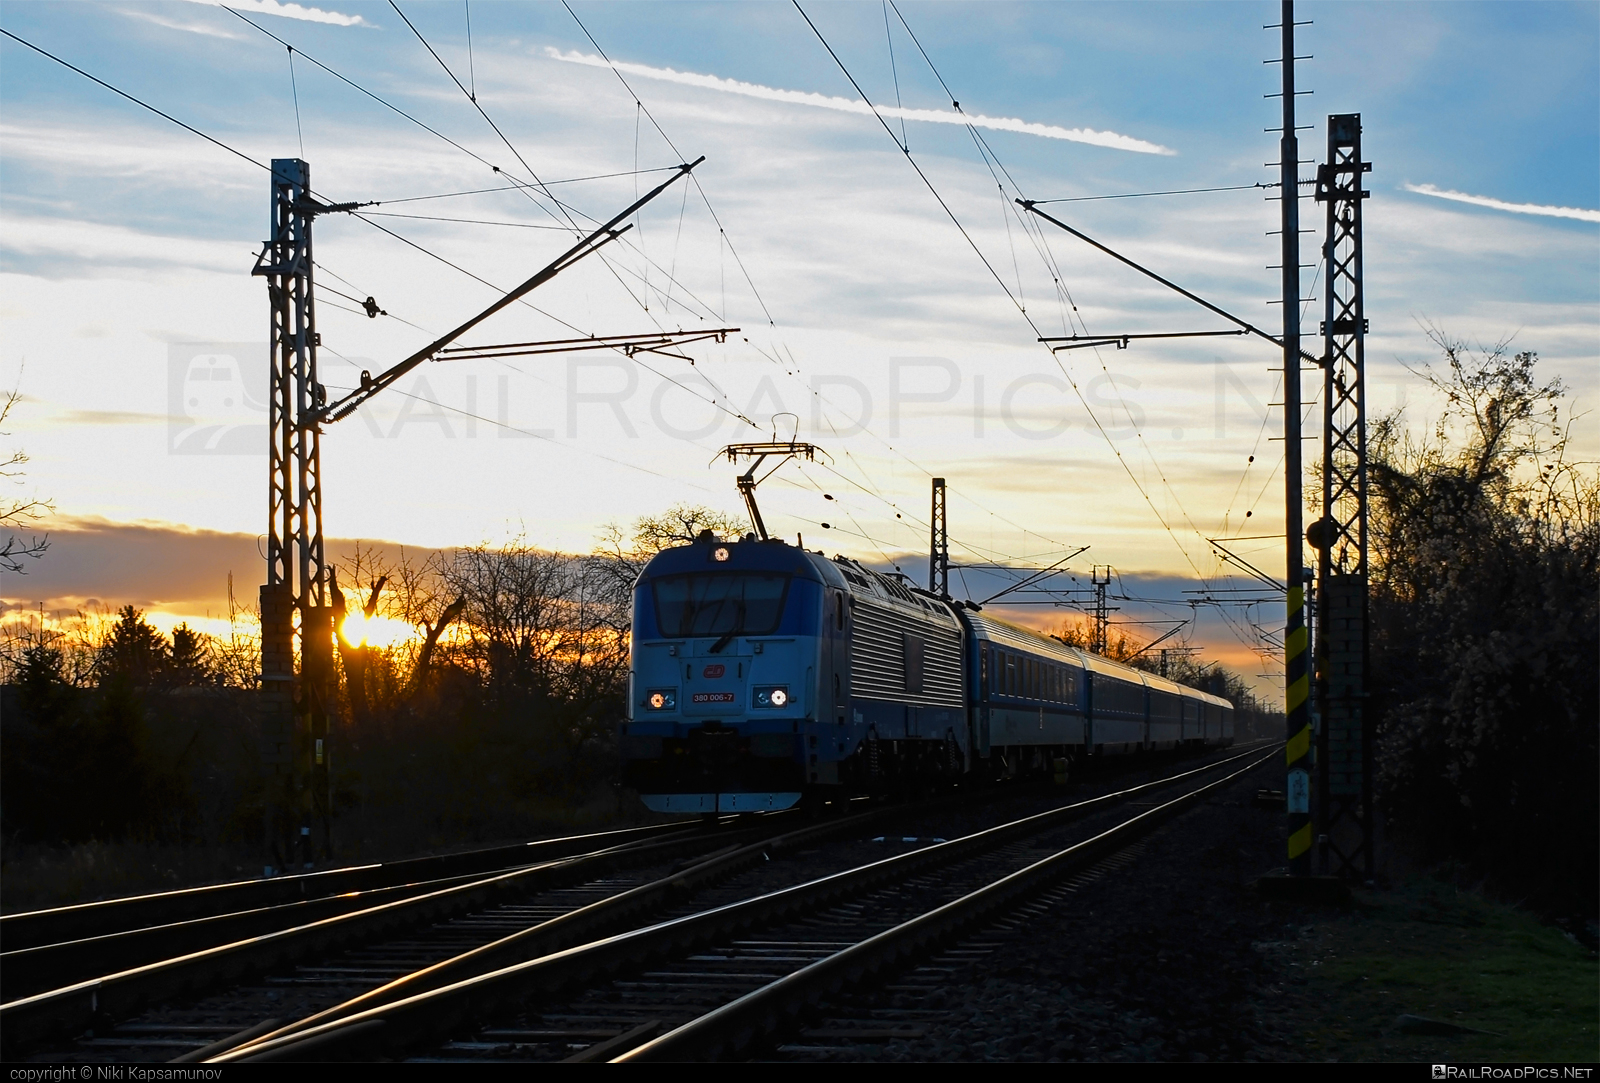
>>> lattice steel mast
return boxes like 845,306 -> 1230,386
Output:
1312,113 -> 1373,880
255,158 -> 343,867
252,156 -> 709,868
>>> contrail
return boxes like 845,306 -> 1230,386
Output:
1404,183 -> 1599,224
547,48 -> 1176,157
182,0 -> 370,28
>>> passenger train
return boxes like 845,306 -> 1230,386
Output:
619,532 -> 1234,813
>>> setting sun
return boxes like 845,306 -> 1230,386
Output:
340,612 -> 418,650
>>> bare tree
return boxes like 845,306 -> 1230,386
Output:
0,383 -> 53,573
592,503 -> 746,611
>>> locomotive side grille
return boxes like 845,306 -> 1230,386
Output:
850,599 -> 964,707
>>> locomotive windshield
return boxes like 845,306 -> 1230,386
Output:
651,573 -> 791,637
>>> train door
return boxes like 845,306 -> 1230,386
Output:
1084,671 -> 1095,753
827,589 -> 850,724
972,640 -> 990,758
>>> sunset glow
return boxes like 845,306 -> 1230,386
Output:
340,612 -> 418,651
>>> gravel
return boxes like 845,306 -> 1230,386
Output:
775,755 -> 1319,1062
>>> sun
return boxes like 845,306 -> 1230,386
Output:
340,612 -> 418,650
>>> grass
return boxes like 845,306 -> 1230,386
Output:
0,786 -> 667,914
1291,877 -> 1598,1062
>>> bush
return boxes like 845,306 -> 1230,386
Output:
1369,331 -> 1598,916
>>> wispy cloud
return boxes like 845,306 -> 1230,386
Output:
56,408 -> 170,426
1403,183 -> 1600,224
546,48 -> 1176,157
177,0 -> 371,28
120,8 -> 243,39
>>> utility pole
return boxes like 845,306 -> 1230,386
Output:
1090,566 -> 1112,655
255,158 -> 338,870
929,477 -> 948,598
251,155 -> 711,873
1313,113 -> 1373,880
1273,0 -> 1314,878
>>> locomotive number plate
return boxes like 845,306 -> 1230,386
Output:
691,692 -> 736,704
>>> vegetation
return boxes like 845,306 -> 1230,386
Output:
1290,877 -> 1597,1062
0,381 -> 53,574
0,505 -> 746,897
1367,331 -> 1598,919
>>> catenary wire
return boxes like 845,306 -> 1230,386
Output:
878,3 -> 1273,657
560,2 -> 1087,570
0,26 -> 270,174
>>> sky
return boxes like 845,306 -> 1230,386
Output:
1,0 -> 1596,699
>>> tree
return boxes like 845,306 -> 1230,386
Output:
100,605 -> 169,687
592,503 -> 747,610
1368,330 -> 1597,916
0,383 -> 53,574
169,624 -> 213,686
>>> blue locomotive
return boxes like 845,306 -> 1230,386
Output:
619,532 -> 1234,813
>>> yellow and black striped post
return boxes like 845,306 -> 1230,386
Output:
1285,584 -> 1312,873
1276,1 -> 1313,876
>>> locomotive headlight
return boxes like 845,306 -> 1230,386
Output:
645,689 -> 677,710
753,685 -> 789,709
713,546 -> 731,562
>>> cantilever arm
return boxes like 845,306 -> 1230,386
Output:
1019,200 -> 1321,367
318,156 -> 706,424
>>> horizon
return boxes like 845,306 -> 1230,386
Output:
2,0 -> 1596,704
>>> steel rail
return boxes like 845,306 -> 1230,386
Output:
0,820 -> 765,1056
218,746 -> 1267,1062
216,797 -> 925,1057
2,865 -> 552,1002
0,818 -> 703,952
617,746 -> 1279,1061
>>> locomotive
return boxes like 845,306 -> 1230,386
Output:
619,532 -> 1234,814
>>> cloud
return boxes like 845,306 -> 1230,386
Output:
545,48 -> 1177,157
54,408 -> 170,426
176,0 -> 371,28
120,8 -> 243,39
0,517 -> 420,615
0,215 -> 244,277
1403,183 -> 1600,224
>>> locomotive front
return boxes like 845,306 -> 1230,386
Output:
620,532 -> 831,813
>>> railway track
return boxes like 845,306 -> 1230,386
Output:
1,816 -> 767,1058
8,786 -> 961,1061
1,818 -> 701,953
618,747 -> 1277,1062
203,743 -> 1273,1063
